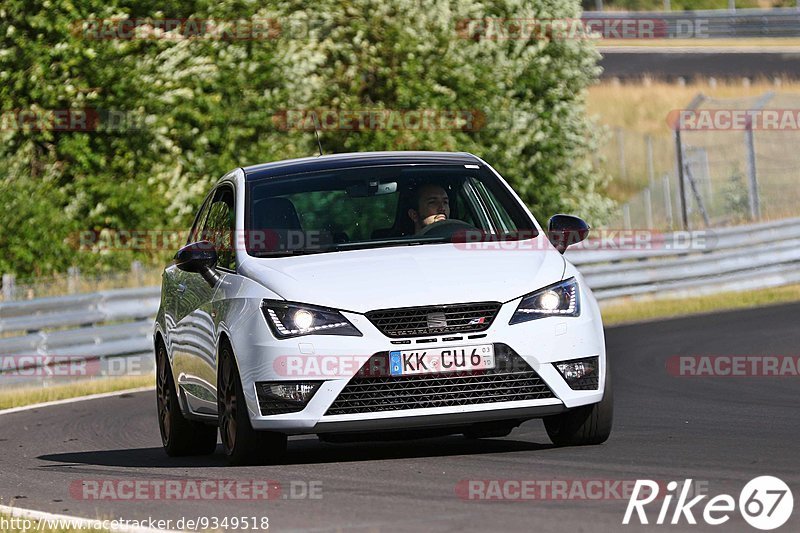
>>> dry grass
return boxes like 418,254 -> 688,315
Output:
586,78 -> 800,211
0,375 -> 154,410
586,78 -> 800,136
601,283 -> 800,326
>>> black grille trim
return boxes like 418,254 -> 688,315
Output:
325,344 -> 555,415
365,302 -> 501,338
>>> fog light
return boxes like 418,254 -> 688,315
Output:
554,356 -> 599,390
268,382 -> 319,402
255,381 -> 322,416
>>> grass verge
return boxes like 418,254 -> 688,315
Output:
0,375 -> 154,411
601,283 -> 800,326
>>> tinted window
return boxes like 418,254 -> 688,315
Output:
202,186 -> 235,270
246,164 -> 535,256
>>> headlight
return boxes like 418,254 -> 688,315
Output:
262,300 -> 362,339
509,278 -> 580,324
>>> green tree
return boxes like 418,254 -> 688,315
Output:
0,0 -> 610,279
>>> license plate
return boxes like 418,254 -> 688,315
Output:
389,344 -> 495,376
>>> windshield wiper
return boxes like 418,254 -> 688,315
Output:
249,248 -> 335,258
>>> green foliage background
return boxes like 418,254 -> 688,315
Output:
0,0 -> 611,279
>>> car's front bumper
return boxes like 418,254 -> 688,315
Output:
224,281 -> 607,435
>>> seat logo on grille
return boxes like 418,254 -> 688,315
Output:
426,312 -> 447,329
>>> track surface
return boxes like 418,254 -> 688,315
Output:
599,49 -> 800,80
2,303 -> 799,532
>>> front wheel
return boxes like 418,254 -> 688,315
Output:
156,342 -> 218,456
218,342 -> 287,466
544,368 -> 613,447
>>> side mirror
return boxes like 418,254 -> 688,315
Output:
547,214 -> 590,254
175,241 -> 220,286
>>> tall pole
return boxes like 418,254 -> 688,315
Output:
674,127 -> 689,230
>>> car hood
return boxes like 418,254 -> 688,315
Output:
238,237 -> 566,313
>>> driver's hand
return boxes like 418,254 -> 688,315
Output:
422,214 -> 447,226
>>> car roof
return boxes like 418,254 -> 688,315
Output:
241,151 -> 482,181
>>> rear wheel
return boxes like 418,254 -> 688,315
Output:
218,341 -> 287,466
544,369 -> 613,447
156,341 -> 218,456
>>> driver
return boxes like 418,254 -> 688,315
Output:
408,183 -> 451,234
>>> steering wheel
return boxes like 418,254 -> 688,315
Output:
417,218 -> 477,238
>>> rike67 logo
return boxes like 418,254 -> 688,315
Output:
623,477 -> 793,530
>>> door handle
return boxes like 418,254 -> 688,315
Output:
177,283 -> 187,293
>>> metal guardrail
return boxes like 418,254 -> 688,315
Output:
566,217 -> 800,301
0,288 -> 159,382
2,217 -> 799,373
583,8 -> 800,39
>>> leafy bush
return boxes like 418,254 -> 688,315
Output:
0,0 -> 610,278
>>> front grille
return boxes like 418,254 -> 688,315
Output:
325,344 -> 555,415
366,302 -> 501,338
568,376 -> 599,390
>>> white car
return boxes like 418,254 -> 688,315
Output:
154,151 -> 612,465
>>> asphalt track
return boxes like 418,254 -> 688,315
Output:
1,303 -> 799,532
599,49 -> 800,80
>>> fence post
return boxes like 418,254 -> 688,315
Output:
643,187 -> 653,229
622,204 -> 631,230
674,127 -> 689,230
616,128 -> 627,181
663,174 -> 673,229
67,267 -> 80,294
2,274 -> 16,301
673,93 -> 707,230
646,135 -> 654,188
743,92 -> 774,222
744,124 -> 760,221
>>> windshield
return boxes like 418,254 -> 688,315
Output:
245,164 -> 537,257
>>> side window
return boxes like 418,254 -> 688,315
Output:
202,186 -> 236,271
472,179 -> 515,232
188,194 -> 213,244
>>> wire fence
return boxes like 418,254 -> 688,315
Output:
600,91 -> 800,231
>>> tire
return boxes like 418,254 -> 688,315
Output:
218,341 -> 287,466
544,367 -> 613,447
156,341 -> 218,456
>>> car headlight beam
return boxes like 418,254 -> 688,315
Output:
510,278 -> 580,324
262,300 -> 362,339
